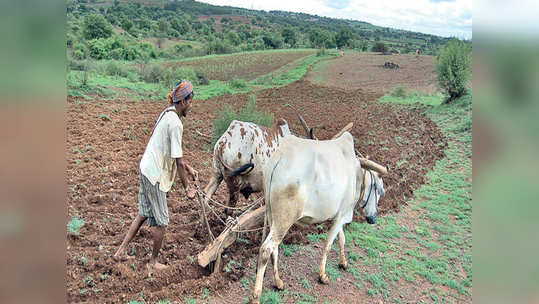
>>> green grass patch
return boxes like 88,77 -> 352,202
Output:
67,216 -> 85,235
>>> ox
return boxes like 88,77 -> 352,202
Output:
203,119 -> 292,215
251,133 -> 386,303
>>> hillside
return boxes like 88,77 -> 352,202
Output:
67,0 -> 451,62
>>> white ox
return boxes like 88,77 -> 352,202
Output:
251,133 -> 386,303
203,119 -> 291,215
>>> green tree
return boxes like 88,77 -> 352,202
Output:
82,14 -> 113,40
371,42 -> 387,53
158,19 -> 169,33
171,18 -> 190,35
281,27 -> 296,46
120,16 -> 133,32
225,31 -> 240,46
336,27 -> 354,48
436,39 -> 472,102
309,28 -> 336,49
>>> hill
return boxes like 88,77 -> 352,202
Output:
67,0 -> 452,62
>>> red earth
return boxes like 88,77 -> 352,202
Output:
66,54 -> 445,303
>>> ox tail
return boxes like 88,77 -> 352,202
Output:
228,163 -> 255,177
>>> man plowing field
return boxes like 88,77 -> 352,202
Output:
113,80 -> 199,272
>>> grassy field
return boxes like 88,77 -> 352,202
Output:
256,92 -> 472,303
66,49 -> 336,102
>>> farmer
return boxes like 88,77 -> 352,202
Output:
113,80 -> 199,271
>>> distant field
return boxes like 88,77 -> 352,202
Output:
307,51 -> 438,95
164,49 -> 316,81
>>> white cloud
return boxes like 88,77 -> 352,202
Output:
197,0 -> 472,39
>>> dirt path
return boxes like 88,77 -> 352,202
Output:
66,53 -> 448,303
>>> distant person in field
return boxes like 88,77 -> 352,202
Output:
113,80 -> 199,271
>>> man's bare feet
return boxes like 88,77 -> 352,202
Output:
187,187 -> 197,199
112,251 -> 134,262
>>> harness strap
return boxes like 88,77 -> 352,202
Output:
361,170 -> 376,209
150,107 -> 179,137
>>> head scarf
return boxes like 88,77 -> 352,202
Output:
173,80 -> 193,103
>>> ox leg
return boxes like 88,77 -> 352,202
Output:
338,229 -> 348,270
203,173 -> 223,210
319,221 -> 343,284
224,179 -> 239,217
252,231 -> 273,304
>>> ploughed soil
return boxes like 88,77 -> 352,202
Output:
307,52 -> 439,95
67,75 -> 445,302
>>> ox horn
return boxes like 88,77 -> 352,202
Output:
285,104 -> 317,139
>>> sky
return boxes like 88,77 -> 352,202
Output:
197,0 -> 472,39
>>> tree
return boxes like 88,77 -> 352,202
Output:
82,14 -> 113,40
225,31 -> 240,46
371,42 -> 387,53
120,16 -> 133,32
436,39 -> 471,102
158,19 -> 169,33
309,28 -> 335,49
281,27 -> 296,47
359,40 -> 369,52
336,27 -> 354,48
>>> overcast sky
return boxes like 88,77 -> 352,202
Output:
197,0 -> 472,39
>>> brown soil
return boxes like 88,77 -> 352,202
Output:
67,60 -> 445,302
307,52 -> 439,95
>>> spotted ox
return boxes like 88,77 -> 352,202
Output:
250,133 -> 386,303
203,119 -> 291,215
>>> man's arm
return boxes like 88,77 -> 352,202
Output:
176,157 -> 197,199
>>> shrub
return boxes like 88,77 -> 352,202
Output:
105,61 -> 127,77
316,47 -> 326,57
67,216 -> 85,235
143,64 -> 165,83
210,94 -> 273,148
228,77 -> 246,89
436,39 -> 472,102
391,85 -> 407,98
372,42 -> 388,53
82,14 -> 113,40
195,69 -> 209,85
161,66 -> 197,89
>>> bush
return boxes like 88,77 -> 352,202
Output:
143,64 -> 165,83
195,69 -> 209,85
161,66 -> 197,89
82,14 -> 113,40
228,77 -> 247,89
372,42 -> 388,53
105,61 -> 128,77
391,85 -> 407,98
436,39 -> 472,102
210,94 -> 273,148
67,216 -> 85,235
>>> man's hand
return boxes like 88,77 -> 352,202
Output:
186,164 -> 199,181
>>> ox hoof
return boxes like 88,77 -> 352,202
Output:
274,278 -> 285,290
339,261 -> 348,270
319,273 -> 330,285
249,297 -> 260,304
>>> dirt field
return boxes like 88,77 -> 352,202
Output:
66,53 -> 447,303
307,51 -> 439,95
